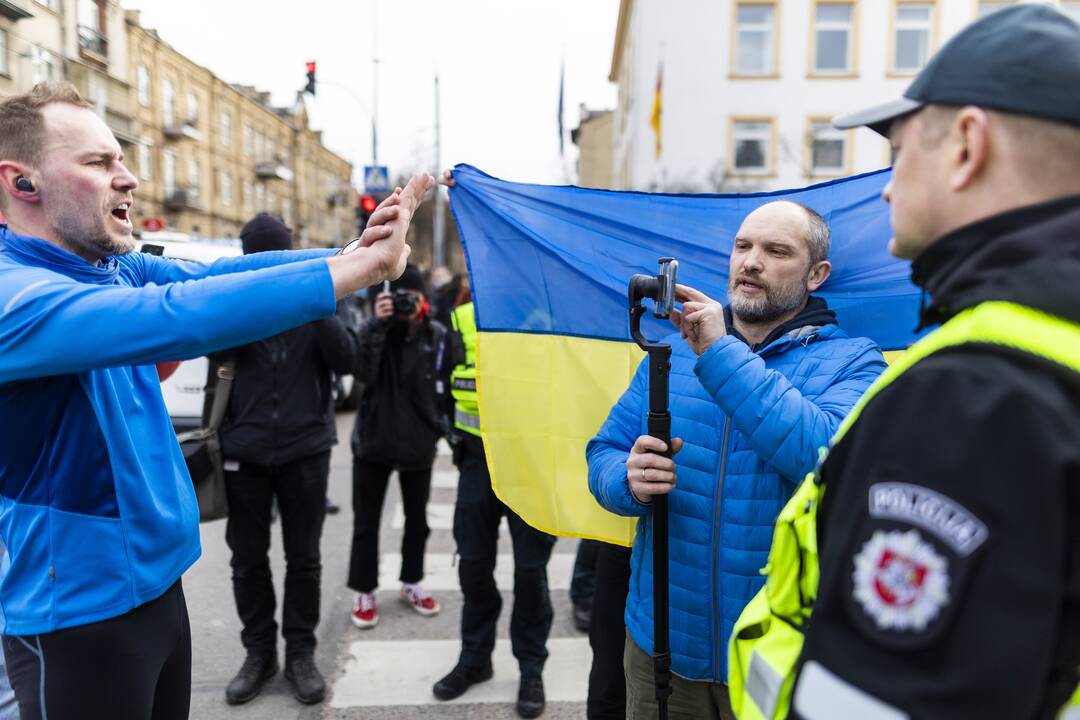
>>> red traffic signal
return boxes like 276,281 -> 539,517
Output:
360,194 -> 377,214
305,61 -> 316,95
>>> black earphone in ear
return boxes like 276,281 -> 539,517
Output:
15,176 -> 35,193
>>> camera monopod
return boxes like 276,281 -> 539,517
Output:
628,257 -> 679,720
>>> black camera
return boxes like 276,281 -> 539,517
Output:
392,289 -> 420,320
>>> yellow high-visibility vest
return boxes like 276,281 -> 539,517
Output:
728,301 -> 1080,720
450,302 -> 481,437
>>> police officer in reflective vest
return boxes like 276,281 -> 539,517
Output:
725,6 -> 1080,719
432,298 -> 557,719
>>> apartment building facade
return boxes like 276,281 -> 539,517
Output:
610,0 -> 1080,192
0,4 -> 354,247
126,15 -> 354,246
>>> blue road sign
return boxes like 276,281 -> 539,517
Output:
364,165 -> 390,193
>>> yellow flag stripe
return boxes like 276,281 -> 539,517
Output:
477,331 -> 643,546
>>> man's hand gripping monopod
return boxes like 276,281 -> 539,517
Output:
628,257 -> 678,720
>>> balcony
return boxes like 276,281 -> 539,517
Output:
255,161 -> 294,182
164,119 -> 202,142
164,187 -> 203,211
0,0 -> 32,21
77,25 -> 108,64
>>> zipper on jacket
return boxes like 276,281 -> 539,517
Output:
712,417 -> 732,682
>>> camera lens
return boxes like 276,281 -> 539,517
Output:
392,289 -> 419,319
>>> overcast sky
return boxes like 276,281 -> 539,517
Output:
123,0 -> 620,188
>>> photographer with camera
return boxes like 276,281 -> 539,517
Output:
346,264 -> 449,628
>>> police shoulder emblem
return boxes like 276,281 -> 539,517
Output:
852,528 -> 950,631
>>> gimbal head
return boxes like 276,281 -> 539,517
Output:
628,257 -> 679,351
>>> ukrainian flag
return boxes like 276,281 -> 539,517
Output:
448,164 -> 917,546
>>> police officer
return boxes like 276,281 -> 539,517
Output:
431,290 -> 556,719
726,6 -> 1080,719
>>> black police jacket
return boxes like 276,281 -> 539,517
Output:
793,196 -> 1080,720
350,314 -> 449,471
214,306 -> 357,467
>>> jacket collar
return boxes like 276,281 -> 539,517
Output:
724,295 -> 838,354
911,195 -> 1080,328
0,226 -> 119,286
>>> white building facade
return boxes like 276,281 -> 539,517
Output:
610,0 -> 1080,192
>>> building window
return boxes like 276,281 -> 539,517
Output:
976,1 -> 1014,18
243,181 -> 253,211
813,2 -> 855,75
162,79 -> 175,127
255,132 -> 265,162
186,92 -> 198,124
809,120 -> 848,176
243,124 -> 253,156
0,30 -> 9,76
267,139 -> 275,163
138,141 -> 152,181
163,150 -> 176,195
188,158 -> 200,200
137,65 -> 151,106
221,172 -> 233,207
220,112 -> 231,147
282,199 -> 292,228
30,46 -> 58,84
255,183 -> 265,210
267,190 -> 276,213
733,3 -> 777,76
892,3 -> 933,74
1060,2 -> 1080,24
731,118 -> 774,175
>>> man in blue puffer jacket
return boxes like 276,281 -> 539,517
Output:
587,200 -> 887,719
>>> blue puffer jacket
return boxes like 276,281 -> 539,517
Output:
587,305 -> 886,682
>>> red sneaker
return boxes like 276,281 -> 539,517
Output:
351,592 -> 378,629
400,584 -> 440,617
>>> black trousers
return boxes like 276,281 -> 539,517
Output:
225,451 -> 329,659
3,581 -> 191,720
348,458 -> 433,592
587,543 -> 633,720
454,435 -> 556,678
571,538 -> 602,609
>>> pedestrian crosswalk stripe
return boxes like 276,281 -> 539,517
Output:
431,469 -> 458,489
330,637 -> 591,708
378,552 -> 577,591
392,502 -> 455,530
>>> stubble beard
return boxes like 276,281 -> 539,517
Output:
728,276 -> 810,325
51,207 -> 133,260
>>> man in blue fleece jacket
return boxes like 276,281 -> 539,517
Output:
0,82 -> 431,720
587,200 -> 887,719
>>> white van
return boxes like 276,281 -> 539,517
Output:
136,233 -> 241,432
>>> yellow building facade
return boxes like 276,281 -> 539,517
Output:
126,13 -> 353,247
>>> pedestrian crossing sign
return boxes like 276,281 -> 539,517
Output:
364,165 -> 390,193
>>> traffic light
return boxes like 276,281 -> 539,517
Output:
304,61 -> 316,96
357,193 -> 377,232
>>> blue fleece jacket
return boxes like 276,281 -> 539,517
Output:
587,312 -> 885,682
0,228 -> 337,635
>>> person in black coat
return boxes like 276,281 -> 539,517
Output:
216,213 -> 357,707
346,263 -> 450,628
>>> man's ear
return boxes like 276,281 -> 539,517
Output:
807,260 -> 831,292
0,161 -> 39,203
950,107 -> 990,192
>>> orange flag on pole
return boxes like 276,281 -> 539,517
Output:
650,62 -> 663,159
